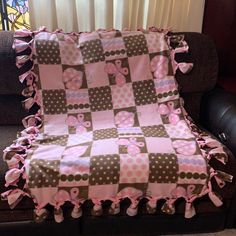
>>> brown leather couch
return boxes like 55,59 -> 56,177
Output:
1,31 -> 236,236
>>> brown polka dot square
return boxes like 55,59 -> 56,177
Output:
141,125 -> 168,137
93,128 -> 118,140
148,153 -> 178,183
36,40 -> 61,64
39,135 -> 68,146
88,86 -> 113,111
89,155 -> 120,185
132,80 -> 157,106
28,159 -> 60,188
42,89 -> 67,114
80,39 -> 105,64
123,34 -> 148,57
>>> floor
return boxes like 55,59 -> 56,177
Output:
166,229 -> 236,236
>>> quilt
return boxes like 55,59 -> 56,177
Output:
1,27 -> 233,223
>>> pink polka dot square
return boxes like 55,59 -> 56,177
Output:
119,154 -> 149,184
111,83 -> 135,109
145,32 -> 169,53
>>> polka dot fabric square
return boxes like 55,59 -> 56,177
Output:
88,86 -> 113,111
148,153 -> 178,183
141,125 -> 168,137
28,159 -> 60,188
89,155 -> 120,185
80,39 -> 105,64
93,128 -> 118,140
36,40 -> 61,64
42,89 -> 67,114
123,34 -> 148,57
132,80 -> 157,106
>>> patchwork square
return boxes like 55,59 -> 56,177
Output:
102,37 -> 127,60
31,145 -> 65,160
36,40 -> 61,64
111,83 -> 135,109
132,80 -> 157,106
145,32 -> 169,53
39,65 -> 64,89
38,135 -> 68,146
62,65 -> 87,90
129,55 -> 153,82
66,89 -> 90,113
89,86 -> 113,111
66,113 -> 92,134
123,34 -> 148,57
91,110 -> 115,130
44,114 -> 68,135
141,125 -> 168,137
114,107 -> 139,128
89,155 -> 120,185
171,139 -> 200,156
136,104 -> 162,126
80,39 -> 105,64
105,58 -> 131,86
42,89 -> 67,114
119,154 -> 149,184
59,40 -> 83,65
145,137 -> 174,153
93,128 -> 118,140
148,153 -> 178,183
118,137 -> 147,155
28,159 -> 60,188
59,156 -> 90,187
85,61 -> 109,88
91,139 -> 119,156
88,185 -> 118,199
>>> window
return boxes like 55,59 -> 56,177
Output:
0,0 -> 30,30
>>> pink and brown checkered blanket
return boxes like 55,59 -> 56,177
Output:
1,27 -> 233,223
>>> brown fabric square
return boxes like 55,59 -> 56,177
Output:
42,89 -> 67,114
132,80 -> 157,106
80,39 -> 105,64
36,40 -> 61,64
88,86 -> 113,111
123,34 -> 148,57
93,128 -> 118,140
148,153 -> 178,183
28,159 -> 60,188
89,155 -> 120,185
141,125 -> 168,137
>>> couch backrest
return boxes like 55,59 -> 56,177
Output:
0,31 -> 218,124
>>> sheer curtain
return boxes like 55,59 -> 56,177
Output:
29,0 -> 205,32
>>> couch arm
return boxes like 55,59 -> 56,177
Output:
199,88 -> 236,156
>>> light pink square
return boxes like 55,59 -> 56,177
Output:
136,104 -> 162,126
31,145 -> 65,160
89,184 -> 118,199
147,183 -> 176,198
111,83 -> 135,109
39,65 -> 64,89
92,110 -> 115,130
44,114 -> 68,135
85,61 -> 109,88
91,139 -> 119,155
120,154 -> 149,184
145,137 -> 174,153
67,133 -> 93,146
129,55 -> 153,82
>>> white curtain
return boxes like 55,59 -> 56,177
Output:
28,0 -> 205,32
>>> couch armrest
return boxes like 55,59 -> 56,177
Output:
199,88 -> 236,156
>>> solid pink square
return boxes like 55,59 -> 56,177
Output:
39,65 -> 64,89
91,110 -> 115,130
136,104 -> 162,126
88,184 -> 118,199
145,137 -> 174,153
146,183 -> 177,197
91,139 -> 119,156
85,61 -> 109,88
129,55 -> 153,82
